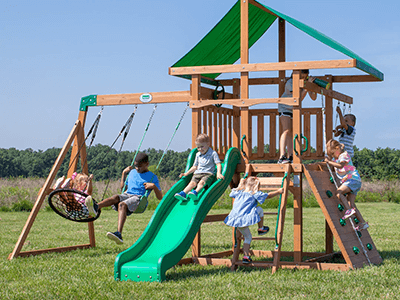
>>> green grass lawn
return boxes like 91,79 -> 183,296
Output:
1,203 -> 400,300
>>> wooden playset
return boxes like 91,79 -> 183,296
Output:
9,0 -> 383,274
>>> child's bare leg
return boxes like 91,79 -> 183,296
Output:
258,216 -> 264,229
98,195 -> 120,210
183,181 -> 197,194
195,180 -> 206,193
336,185 -> 352,210
348,193 -> 366,223
117,202 -> 128,234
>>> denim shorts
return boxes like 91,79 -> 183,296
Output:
342,179 -> 362,195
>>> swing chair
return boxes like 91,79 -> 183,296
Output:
48,105 -> 138,222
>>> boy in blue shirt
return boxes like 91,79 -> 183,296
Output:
85,152 -> 162,244
175,133 -> 224,201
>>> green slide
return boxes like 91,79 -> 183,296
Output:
114,147 -> 240,282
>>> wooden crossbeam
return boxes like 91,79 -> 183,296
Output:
301,80 -> 353,104
169,59 -> 357,76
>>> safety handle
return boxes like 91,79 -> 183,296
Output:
293,134 -> 309,156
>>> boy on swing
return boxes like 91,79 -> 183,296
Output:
175,133 -> 224,201
85,152 -> 163,244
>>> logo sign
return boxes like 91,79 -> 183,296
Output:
140,93 -> 153,103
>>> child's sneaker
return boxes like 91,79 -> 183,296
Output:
53,176 -> 65,190
242,255 -> 253,264
278,155 -> 290,164
106,231 -> 123,244
85,196 -> 98,217
288,155 -> 293,163
342,208 -> 356,220
188,190 -> 198,201
175,191 -> 187,201
258,226 -> 270,235
355,222 -> 369,231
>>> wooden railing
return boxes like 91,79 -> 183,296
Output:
248,108 -> 326,161
198,106 -> 235,158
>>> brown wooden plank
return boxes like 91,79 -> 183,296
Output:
169,59 -> 357,76
218,110 -> 223,154
213,109 -> 218,150
278,17 -> 286,97
269,113 -> 277,157
223,111 -> 228,153
203,214 -> 228,223
272,165 -> 291,273
332,75 -> 381,83
97,90 -> 191,106
301,80 -> 353,104
10,244 -> 92,258
228,111 -> 232,149
189,97 -> 298,109
257,114 -> 264,157
316,109 -> 323,156
218,77 -> 280,86
202,107 -> 207,134
303,112 -> 311,157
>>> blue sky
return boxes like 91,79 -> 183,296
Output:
1,0 -> 399,153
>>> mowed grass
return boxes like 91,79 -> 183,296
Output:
1,203 -> 400,300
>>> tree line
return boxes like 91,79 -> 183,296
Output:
0,144 -> 399,181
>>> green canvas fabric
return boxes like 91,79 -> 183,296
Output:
171,1 -> 276,80
261,4 -> 383,80
171,0 -> 383,81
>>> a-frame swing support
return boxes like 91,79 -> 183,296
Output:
9,111 -> 95,260
10,0 -> 383,272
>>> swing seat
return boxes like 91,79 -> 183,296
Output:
133,196 -> 148,214
48,188 -> 101,222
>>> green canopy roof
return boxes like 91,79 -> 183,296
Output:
171,0 -> 383,81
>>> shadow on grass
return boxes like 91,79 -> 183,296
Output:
167,263 -> 271,282
379,250 -> 400,261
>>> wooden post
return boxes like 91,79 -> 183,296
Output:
68,111 -> 87,178
279,18 -> 286,97
292,71 -> 303,262
232,79 -> 241,149
240,0 -> 250,164
191,74 -> 201,257
324,75 -> 334,254
191,75 -> 201,148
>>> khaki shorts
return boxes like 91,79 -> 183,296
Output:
191,173 -> 215,186
111,193 -> 141,216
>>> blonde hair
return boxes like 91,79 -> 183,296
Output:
236,176 -> 260,194
195,133 -> 210,144
326,139 -> 344,160
72,173 -> 90,191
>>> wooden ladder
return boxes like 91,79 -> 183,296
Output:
230,165 -> 291,273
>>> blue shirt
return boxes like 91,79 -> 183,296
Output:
224,189 -> 269,228
193,147 -> 221,174
126,169 -> 160,196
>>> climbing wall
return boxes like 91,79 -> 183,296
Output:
304,163 -> 382,269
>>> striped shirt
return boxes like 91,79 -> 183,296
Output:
339,125 -> 356,157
